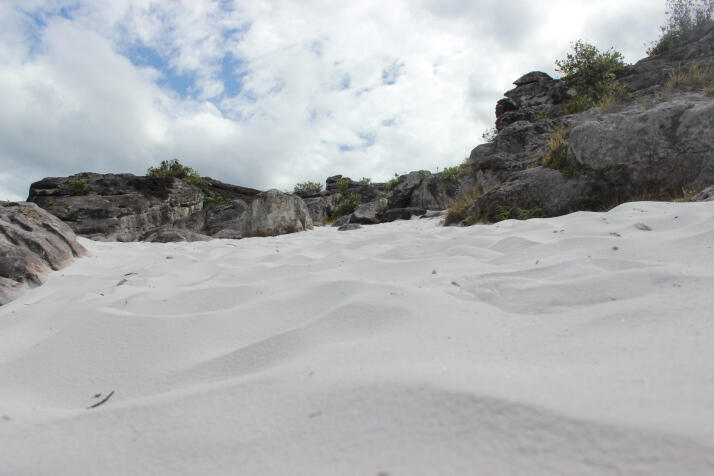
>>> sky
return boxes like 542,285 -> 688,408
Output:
0,0 -> 667,200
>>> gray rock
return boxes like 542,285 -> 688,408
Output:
0,201 -> 87,305
514,71 -> 553,86
410,175 -> 459,210
303,195 -> 339,224
693,185 -> 714,201
337,223 -> 362,231
472,168 -> 593,223
331,215 -> 351,227
350,198 -> 388,225
620,25 -> 714,93
567,94 -> 714,199
203,177 -> 261,203
28,173 -> 204,242
377,207 -> 427,222
143,228 -> 212,243
239,189 -> 313,237
387,171 -> 431,209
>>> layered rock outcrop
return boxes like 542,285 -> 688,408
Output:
1,201 -> 86,305
28,173 -> 204,241
454,26 -> 714,224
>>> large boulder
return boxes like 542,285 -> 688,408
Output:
387,171 -> 431,209
303,195 -> 339,224
350,198 -> 388,225
239,189 -> 313,237
0,201 -> 87,305
28,173 -> 204,241
410,175 -> 459,210
567,93 -> 714,199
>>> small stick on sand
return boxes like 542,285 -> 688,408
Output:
88,390 -> 115,409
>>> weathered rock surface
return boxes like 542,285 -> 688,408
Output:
0,201 -> 86,305
239,189 -> 313,237
410,175 -> 459,210
377,207 -> 427,222
143,228 -> 212,243
387,171 -> 431,209
203,177 -> 261,203
456,29 -> 714,224
303,195 -> 339,224
350,198 -> 388,225
693,185 -> 714,201
28,173 -> 204,241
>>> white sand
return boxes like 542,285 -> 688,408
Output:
1,201 -> 713,475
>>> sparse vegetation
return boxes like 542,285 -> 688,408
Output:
69,178 -> 89,196
359,177 -> 371,185
441,166 -> 460,184
556,40 -> 629,114
666,64 -> 714,89
147,159 -> 208,191
293,181 -> 323,195
481,127 -> 497,143
203,195 -> 231,208
648,0 -> 714,56
444,189 -> 483,225
336,177 -> 352,194
385,173 -> 404,192
331,192 -> 361,219
541,127 -> 580,178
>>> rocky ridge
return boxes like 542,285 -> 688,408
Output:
454,25 -> 714,224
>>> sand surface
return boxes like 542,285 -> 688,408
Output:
1,201 -> 713,475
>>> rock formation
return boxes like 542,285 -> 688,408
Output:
453,25 -> 714,224
1,201 -> 86,305
28,173 -> 204,241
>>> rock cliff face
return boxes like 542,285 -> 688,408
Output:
0,201 -> 86,305
454,26 -> 714,224
28,173 -> 204,241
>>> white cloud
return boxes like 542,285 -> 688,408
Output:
0,0 -> 666,200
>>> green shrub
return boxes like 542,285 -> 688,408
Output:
203,195 -> 231,208
441,166 -> 460,184
336,177 -> 352,194
331,192 -> 361,219
69,179 -> 89,196
359,177 -> 371,185
556,40 -> 628,114
147,159 -> 208,191
293,181 -> 323,195
648,0 -> 713,56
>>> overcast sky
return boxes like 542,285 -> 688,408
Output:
1,0 -> 666,200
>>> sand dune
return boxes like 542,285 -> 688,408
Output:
1,201 -> 713,475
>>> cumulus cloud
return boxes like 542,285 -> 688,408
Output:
0,0 -> 665,200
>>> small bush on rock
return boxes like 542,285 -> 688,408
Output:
69,179 -> 89,196
203,195 -> 231,208
556,40 -> 628,114
648,0 -> 714,56
441,166 -> 460,184
385,173 -> 404,192
331,192 -> 361,219
148,159 -> 208,191
293,181 -> 323,195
